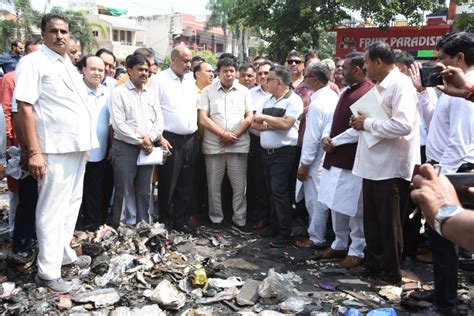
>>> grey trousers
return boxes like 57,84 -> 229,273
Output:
112,139 -> 153,226
205,153 -> 247,226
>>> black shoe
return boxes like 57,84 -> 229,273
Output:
268,236 -> 291,248
259,227 -> 278,238
174,224 -> 195,234
401,256 -> 416,270
232,224 -> 253,235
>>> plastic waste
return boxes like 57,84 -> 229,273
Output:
279,296 -> 305,313
207,276 -> 243,288
258,269 -> 298,300
367,307 -> 397,315
72,288 -> 121,307
190,266 -> 208,287
346,308 -> 362,316
95,254 -> 134,287
150,279 -> 186,310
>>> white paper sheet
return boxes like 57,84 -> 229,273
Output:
350,87 -> 390,148
137,147 -> 165,165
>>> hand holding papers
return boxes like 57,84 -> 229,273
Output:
137,147 -> 168,165
350,87 -> 389,148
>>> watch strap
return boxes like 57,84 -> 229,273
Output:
434,206 -> 463,237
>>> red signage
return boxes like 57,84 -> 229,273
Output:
334,25 -> 450,57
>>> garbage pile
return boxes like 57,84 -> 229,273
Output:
0,220 -> 473,315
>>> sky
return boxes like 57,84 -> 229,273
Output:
32,0 -> 210,16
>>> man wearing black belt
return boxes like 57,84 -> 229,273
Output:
150,45 -> 198,233
410,32 -> 474,314
251,65 -> 303,248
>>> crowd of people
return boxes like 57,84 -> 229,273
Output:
0,13 -> 473,313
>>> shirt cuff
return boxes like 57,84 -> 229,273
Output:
363,117 -> 374,132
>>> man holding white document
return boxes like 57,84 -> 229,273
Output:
349,42 -> 419,286
110,54 -> 163,227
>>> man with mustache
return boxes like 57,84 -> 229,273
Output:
16,13 -> 97,293
198,57 -> 253,232
110,54 -> 163,227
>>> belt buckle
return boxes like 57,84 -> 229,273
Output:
267,149 -> 275,155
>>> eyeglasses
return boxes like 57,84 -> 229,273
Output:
266,77 -> 278,82
287,59 -> 302,65
303,75 -> 315,79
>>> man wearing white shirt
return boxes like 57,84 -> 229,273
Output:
410,32 -> 474,314
251,65 -> 303,248
16,13 -> 97,293
151,45 -> 198,233
110,54 -> 163,227
247,61 -> 272,230
350,42 -> 419,285
318,52 -> 373,268
296,62 -> 338,249
78,56 -> 111,231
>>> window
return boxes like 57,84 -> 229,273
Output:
113,30 -> 119,41
92,30 -> 99,37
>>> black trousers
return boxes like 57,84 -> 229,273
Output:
246,133 -> 270,223
262,146 -> 295,238
79,159 -> 109,231
158,131 -> 197,227
429,162 -> 474,311
12,175 -> 38,253
363,178 -> 410,282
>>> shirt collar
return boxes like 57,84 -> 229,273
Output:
125,79 -> 147,92
272,89 -> 292,102
310,85 -> 329,101
378,67 -> 400,90
86,83 -> 106,97
41,44 -> 68,63
217,80 -> 237,92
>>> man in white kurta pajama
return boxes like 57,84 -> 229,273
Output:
318,52 -> 373,268
296,62 -> 338,247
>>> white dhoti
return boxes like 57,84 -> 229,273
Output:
297,159 -> 329,244
319,166 -> 365,257
36,152 -> 87,280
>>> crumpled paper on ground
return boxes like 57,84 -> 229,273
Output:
258,269 -> 299,300
150,279 -> 186,309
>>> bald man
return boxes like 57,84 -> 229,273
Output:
150,45 -> 198,233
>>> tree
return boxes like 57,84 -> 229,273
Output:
207,0 -> 445,63
0,20 -> 17,52
50,7 -> 108,54
160,49 -> 218,70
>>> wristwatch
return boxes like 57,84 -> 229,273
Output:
434,204 -> 464,237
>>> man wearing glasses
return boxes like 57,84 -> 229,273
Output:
251,65 -> 303,248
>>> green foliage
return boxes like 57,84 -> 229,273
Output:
50,7 -> 108,54
206,0 -> 445,63
0,20 -> 17,52
160,50 -> 218,70
455,11 -> 474,32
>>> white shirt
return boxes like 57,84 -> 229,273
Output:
86,84 -> 110,162
110,80 -> 163,145
300,86 -> 339,166
198,80 -> 252,155
416,87 -> 438,147
422,70 -> 474,173
249,85 -> 271,136
352,67 -> 420,181
15,45 -> 97,154
150,69 -> 197,135
259,90 -> 303,149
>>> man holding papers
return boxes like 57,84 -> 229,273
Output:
317,52 -> 373,268
349,42 -> 419,286
110,54 -> 163,227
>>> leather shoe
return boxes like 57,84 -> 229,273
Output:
187,216 -> 197,228
294,238 -> 327,249
409,289 -> 434,302
349,265 -> 379,277
309,247 -> 347,260
252,219 -> 268,230
269,236 -> 291,248
259,227 -> 278,238
339,255 -> 363,269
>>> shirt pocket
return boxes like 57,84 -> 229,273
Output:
42,73 -> 74,95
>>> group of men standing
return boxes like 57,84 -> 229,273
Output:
2,11 -> 473,314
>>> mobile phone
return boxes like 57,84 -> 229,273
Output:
420,67 -> 443,87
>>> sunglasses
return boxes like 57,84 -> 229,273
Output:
287,59 -> 302,65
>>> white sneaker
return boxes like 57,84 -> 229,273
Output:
35,275 -> 72,293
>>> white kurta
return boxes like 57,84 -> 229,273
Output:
296,86 -> 338,243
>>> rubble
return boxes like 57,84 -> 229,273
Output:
0,202 -> 472,315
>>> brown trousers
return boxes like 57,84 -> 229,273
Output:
362,178 -> 410,282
